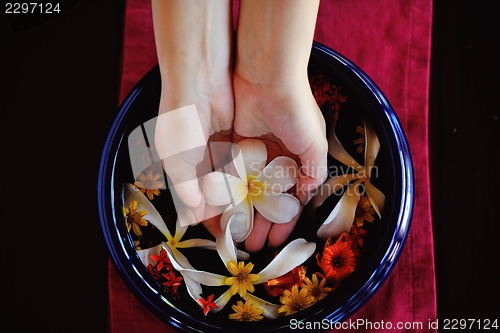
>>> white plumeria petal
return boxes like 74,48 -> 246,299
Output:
254,156 -> 298,193
123,183 -> 172,239
173,218 -> 188,240
316,181 -> 362,240
164,245 -> 227,287
216,215 -> 239,265
136,243 -> 163,267
328,131 -> 364,172
364,118 -> 380,177
311,173 -> 363,209
212,289 -> 233,313
251,192 -> 300,223
242,293 -> 281,319
202,171 -> 248,206
232,139 -> 267,181
166,244 -> 194,269
364,178 -> 385,218
220,196 -> 254,242
176,238 -> 216,249
256,238 -> 316,284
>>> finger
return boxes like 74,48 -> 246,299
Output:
268,206 -> 302,248
296,136 -> 328,204
244,211 -> 272,253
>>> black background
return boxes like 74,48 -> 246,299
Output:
1,0 -> 499,332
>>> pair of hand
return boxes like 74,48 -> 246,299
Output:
155,69 -> 327,252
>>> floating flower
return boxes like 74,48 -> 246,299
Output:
202,139 -> 300,242
309,74 -> 348,110
164,216 -> 316,317
316,235 -> 356,281
134,167 -> 165,200
162,270 -> 183,296
124,183 -> 251,301
278,285 -> 315,316
353,125 -> 365,154
312,118 -> 384,239
149,248 -> 172,272
264,265 -> 307,297
123,200 -> 148,236
301,273 -> 332,303
225,261 -> 260,297
354,195 -> 376,227
197,294 -> 219,316
229,300 -> 264,322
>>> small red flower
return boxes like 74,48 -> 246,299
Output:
197,294 -> 219,316
150,249 -> 173,272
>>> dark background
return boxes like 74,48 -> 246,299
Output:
1,0 -> 499,332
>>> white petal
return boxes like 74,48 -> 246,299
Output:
123,183 -> 172,239
136,243 -> 163,267
164,245 -> 226,286
220,197 -> 254,242
310,173 -> 362,209
216,215 -> 240,265
242,294 -> 281,319
202,171 -> 248,206
256,238 -> 316,283
251,192 -> 300,223
174,218 -> 188,240
176,238 -> 217,250
364,118 -> 380,176
316,182 -> 362,240
166,245 -> 194,269
328,130 -> 364,172
232,139 -> 267,181
212,289 -> 233,313
364,178 -> 385,218
254,156 -> 298,193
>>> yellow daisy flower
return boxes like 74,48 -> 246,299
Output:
354,195 -> 376,227
278,285 -> 315,316
224,261 -> 260,297
301,273 -> 332,303
134,168 -> 165,200
229,300 -> 264,322
123,200 -> 148,236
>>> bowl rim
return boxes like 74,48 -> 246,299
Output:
98,41 -> 414,332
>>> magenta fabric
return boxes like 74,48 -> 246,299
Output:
109,0 -> 436,332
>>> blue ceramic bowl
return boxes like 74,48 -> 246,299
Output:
98,42 -> 413,332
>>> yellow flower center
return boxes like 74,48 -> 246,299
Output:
241,312 -> 253,321
224,261 -> 260,297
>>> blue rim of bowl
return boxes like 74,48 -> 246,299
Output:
98,41 -> 414,332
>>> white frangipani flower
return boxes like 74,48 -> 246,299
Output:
312,118 -> 385,239
123,183 -> 250,300
202,139 -> 301,242
164,216 -> 316,317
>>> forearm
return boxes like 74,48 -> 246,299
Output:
152,0 -> 233,109
235,0 -> 320,85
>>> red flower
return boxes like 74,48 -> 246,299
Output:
264,265 -> 307,297
197,294 -> 219,316
316,234 -> 357,281
150,249 -> 173,272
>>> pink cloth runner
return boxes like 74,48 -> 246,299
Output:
109,0 -> 436,332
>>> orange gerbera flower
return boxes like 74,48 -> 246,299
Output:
354,195 -> 376,227
134,168 -> 165,200
316,235 -> 357,281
